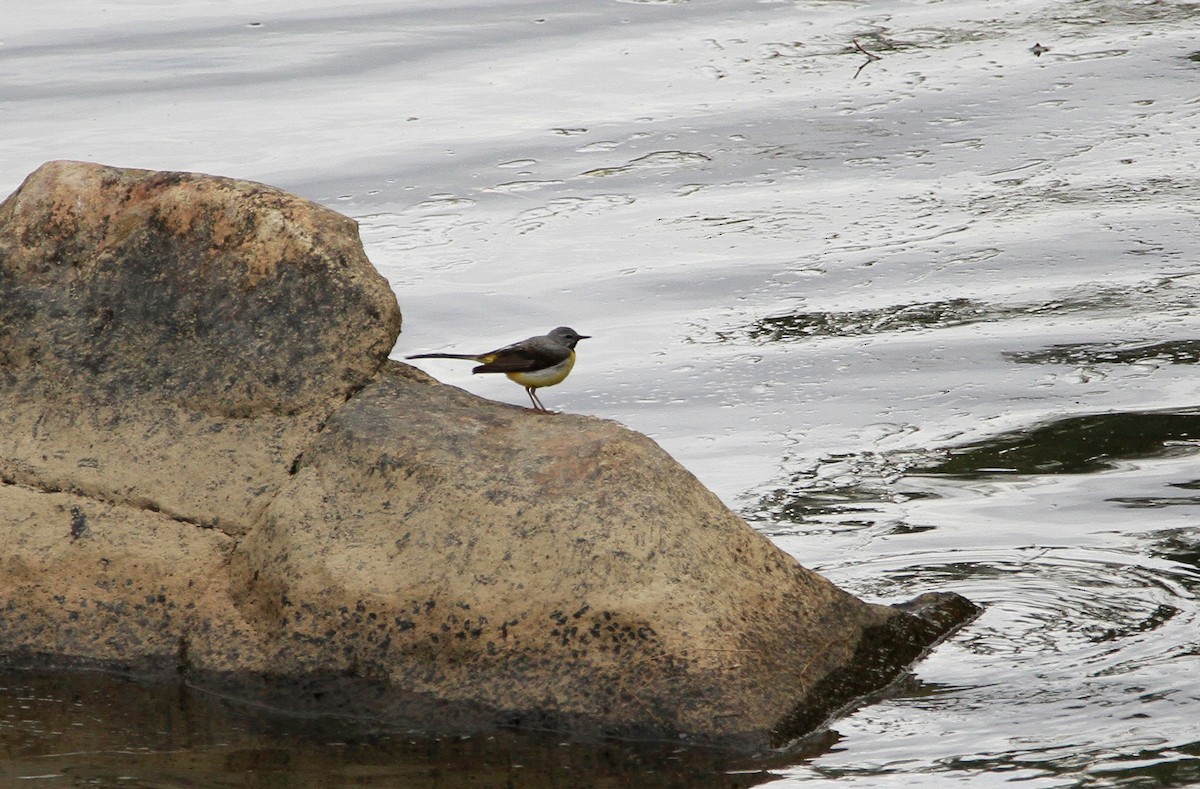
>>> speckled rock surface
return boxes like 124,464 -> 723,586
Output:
0,160 -> 401,535
0,161 -> 977,752
0,482 -> 270,673
225,361 -> 977,747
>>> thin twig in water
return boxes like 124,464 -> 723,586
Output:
853,39 -> 881,60
853,39 -> 881,79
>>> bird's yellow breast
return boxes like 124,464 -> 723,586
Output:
505,351 -> 575,389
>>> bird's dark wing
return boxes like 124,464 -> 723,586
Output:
473,337 -> 571,373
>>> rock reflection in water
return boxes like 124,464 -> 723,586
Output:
0,670 -> 776,788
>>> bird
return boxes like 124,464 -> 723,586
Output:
405,326 -> 590,412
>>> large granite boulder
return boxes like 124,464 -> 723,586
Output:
0,161 -> 977,752
0,160 -> 400,535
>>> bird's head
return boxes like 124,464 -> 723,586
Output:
550,327 -> 590,348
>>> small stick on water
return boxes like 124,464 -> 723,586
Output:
853,39 -> 881,61
853,39 -> 881,79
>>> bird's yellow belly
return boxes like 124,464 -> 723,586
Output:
506,352 -> 575,389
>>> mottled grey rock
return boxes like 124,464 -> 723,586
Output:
0,161 -> 977,752
225,362 -> 976,748
0,160 -> 400,535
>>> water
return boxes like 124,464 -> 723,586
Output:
4,0 -> 1200,785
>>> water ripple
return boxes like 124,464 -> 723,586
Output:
581,150 -> 712,177
774,542 -> 1200,787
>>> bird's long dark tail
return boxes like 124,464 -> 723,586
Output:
405,352 -> 483,361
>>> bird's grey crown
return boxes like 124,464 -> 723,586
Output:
548,326 -> 590,346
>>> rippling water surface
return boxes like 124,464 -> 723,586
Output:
4,0 -> 1200,785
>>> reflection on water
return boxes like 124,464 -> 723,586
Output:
761,437 -> 1200,787
734,276 -> 1200,344
1006,339 -> 1200,367
0,670 -> 773,788
746,298 -> 991,341
912,409 -> 1200,475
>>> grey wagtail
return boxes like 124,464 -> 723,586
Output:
406,326 -> 590,412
